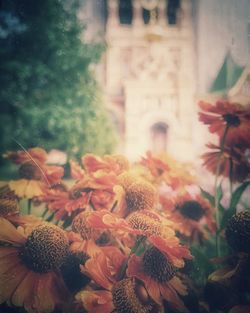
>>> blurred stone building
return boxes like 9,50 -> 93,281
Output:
81,0 -> 250,161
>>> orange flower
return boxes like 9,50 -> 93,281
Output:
82,153 -> 129,176
127,210 -> 192,267
5,147 -> 64,199
141,152 -> 195,191
113,175 -> 157,217
76,246 -> 124,312
72,176 -> 117,210
69,159 -> 85,180
141,151 -> 170,178
87,209 -> 192,268
0,185 -> 43,227
67,211 -> 109,259
76,289 -> 114,313
161,192 -> 216,242
127,250 -> 189,312
76,278 -> 163,313
202,143 -> 250,182
0,218 -> 70,313
199,100 -> 250,147
86,210 -> 130,231
77,246 -> 163,313
81,246 -> 126,290
4,147 -> 47,164
40,184 -> 89,220
41,172 -> 117,220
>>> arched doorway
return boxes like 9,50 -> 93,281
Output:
150,122 -> 168,154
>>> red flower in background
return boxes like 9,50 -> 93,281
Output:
160,191 -> 216,242
199,100 -> 250,147
202,143 -> 250,182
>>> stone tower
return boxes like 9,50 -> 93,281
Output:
105,0 -> 196,161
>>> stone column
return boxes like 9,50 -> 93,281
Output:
158,0 -> 167,26
107,0 -> 119,27
132,0 -> 143,26
179,0 -> 192,28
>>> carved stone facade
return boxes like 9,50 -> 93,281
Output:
105,0 -> 197,161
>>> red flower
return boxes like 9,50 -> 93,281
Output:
202,143 -> 250,182
199,100 -> 250,147
160,191 -> 216,242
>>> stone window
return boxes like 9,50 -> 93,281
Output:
150,122 -> 168,153
119,0 -> 132,24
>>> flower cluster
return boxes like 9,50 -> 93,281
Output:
0,147 -> 214,313
0,99 -> 249,313
198,100 -> 250,313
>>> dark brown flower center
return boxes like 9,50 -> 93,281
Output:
223,113 -> 240,127
72,212 -> 93,240
127,212 -> 162,236
125,180 -> 156,214
225,211 -> 250,253
143,247 -> 175,283
60,251 -> 90,292
19,162 -> 42,180
177,200 -> 204,221
0,186 -> 19,216
19,224 -> 69,273
112,278 -> 161,313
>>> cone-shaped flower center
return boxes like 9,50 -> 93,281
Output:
127,211 -> 162,236
112,278 -> 160,313
0,185 -> 19,216
177,200 -> 204,221
112,154 -> 130,172
125,180 -> 156,213
20,223 -> 69,273
118,172 -> 140,191
72,211 -> 101,240
143,247 -> 175,283
225,211 -> 250,253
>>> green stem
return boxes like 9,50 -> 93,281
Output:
41,207 -> 49,218
46,212 -> 55,222
27,199 -> 32,215
118,235 -> 146,280
229,157 -> 234,198
214,124 -> 229,257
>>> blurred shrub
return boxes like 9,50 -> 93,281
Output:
0,0 -> 117,161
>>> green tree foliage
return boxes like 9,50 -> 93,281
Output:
0,0 -> 117,160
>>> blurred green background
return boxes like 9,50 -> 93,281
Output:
0,0 -> 117,179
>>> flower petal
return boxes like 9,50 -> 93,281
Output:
0,218 -> 26,245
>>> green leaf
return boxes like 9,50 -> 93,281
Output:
189,244 -> 216,286
229,180 -> 250,210
220,180 -> 250,230
217,183 -> 223,205
200,188 -> 215,206
200,188 -> 225,213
